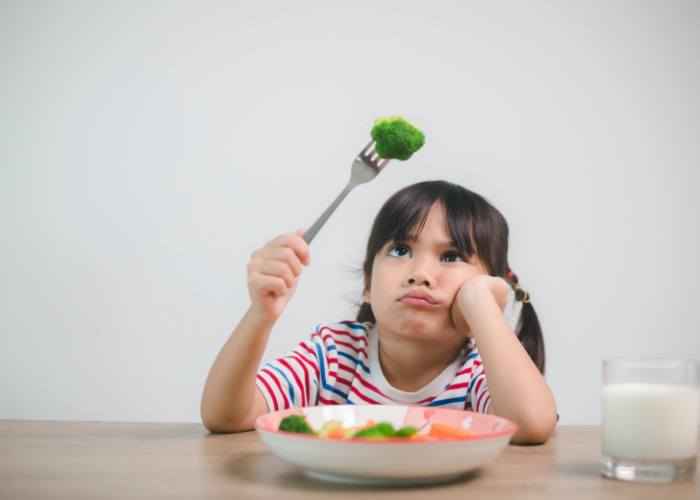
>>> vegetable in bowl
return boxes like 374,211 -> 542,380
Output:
278,414 -> 316,435
277,415 -> 472,440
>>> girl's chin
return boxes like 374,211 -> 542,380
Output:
379,317 -> 462,340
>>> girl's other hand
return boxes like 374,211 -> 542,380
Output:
451,275 -> 509,336
247,229 -> 310,324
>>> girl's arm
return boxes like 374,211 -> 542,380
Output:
200,230 -> 310,433
453,276 -> 557,444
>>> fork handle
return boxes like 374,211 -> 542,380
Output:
302,181 -> 355,244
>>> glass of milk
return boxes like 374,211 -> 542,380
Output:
601,357 -> 699,482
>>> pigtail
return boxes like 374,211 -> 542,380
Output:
356,302 -> 374,323
507,271 -> 546,375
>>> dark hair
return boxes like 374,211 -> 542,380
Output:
356,180 -> 545,374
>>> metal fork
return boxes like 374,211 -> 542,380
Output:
302,141 -> 391,244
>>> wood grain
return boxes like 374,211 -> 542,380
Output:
0,421 -> 697,499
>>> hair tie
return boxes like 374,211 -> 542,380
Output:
507,269 -> 514,278
522,292 -> 530,304
513,283 -> 521,291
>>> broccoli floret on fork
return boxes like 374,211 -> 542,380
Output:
371,116 -> 425,161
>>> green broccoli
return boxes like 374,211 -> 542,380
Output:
353,422 -> 397,439
396,425 -> 418,438
278,415 -> 316,435
371,116 -> 425,161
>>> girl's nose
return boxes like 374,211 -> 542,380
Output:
406,258 -> 434,287
408,276 -> 431,287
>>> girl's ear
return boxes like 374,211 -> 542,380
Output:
362,287 -> 371,304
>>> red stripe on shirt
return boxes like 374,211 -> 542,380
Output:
349,386 -> 380,404
477,388 -> 489,413
354,373 -> 390,398
444,382 -> 470,391
318,325 -> 368,344
475,377 -> 489,412
326,370 -> 351,387
290,355 -> 313,405
334,339 -> 367,357
279,358 -> 305,408
338,364 -> 356,374
256,373 -> 279,412
474,377 -> 484,396
296,348 -> 320,379
352,372 -> 427,404
480,394 -> 491,413
318,395 -> 341,405
261,368 -> 290,409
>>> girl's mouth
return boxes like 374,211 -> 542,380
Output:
399,291 -> 438,307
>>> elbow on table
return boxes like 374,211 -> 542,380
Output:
510,410 -> 558,445
201,413 -> 252,434
200,403 -> 253,434
201,415 -> 231,434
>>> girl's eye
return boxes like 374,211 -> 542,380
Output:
443,252 -> 464,263
388,245 -> 410,258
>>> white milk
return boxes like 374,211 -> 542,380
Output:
602,383 -> 700,460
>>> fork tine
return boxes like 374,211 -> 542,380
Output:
359,140 -> 390,171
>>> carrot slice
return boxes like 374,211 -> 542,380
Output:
327,427 -> 346,439
428,422 -> 473,438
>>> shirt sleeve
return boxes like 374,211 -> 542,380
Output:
255,338 -> 322,412
466,348 -> 491,414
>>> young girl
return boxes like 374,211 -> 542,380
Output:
201,181 -> 557,443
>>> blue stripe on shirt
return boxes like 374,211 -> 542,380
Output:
314,341 -> 349,399
340,321 -> 368,331
468,370 -> 484,393
270,365 -> 296,407
337,350 -> 356,363
356,359 -> 370,374
336,350 -> 371,374
428,396 -> 466,407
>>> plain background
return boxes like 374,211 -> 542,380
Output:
1,0 -> 699,425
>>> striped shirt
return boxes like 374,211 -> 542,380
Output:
255,321 -> 491,413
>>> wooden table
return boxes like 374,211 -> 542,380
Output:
0,421 -> 697,499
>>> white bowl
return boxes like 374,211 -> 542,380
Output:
255,405 -> 516,485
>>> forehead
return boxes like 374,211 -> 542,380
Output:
401,204 -> 453,242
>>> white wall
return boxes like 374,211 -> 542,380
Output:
1,0 -> 699,425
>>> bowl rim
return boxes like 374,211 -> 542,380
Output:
254,405 -> 517,444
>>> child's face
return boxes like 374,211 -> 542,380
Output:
363,203 -> 488,340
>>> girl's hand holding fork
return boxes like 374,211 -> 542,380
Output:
247,229 -> 310,325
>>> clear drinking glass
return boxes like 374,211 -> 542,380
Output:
601,357 -> 700,482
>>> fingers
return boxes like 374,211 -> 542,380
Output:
247,231 -> 310,296
251,247 -> 303,280
262,230 -> 310,266
248,272 -> 293,299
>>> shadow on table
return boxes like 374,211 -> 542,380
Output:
223,450 -> 481,491
556,459 -> 602,477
